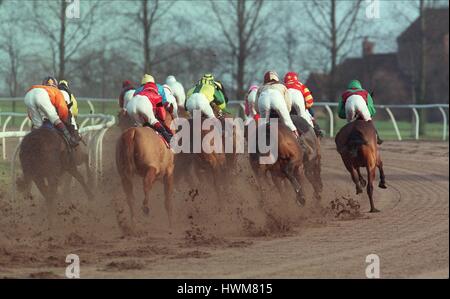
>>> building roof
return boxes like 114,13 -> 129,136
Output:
397,8 -> 449,43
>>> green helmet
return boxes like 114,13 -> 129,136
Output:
348,79 -> 362,90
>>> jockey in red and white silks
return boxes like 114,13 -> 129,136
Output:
244,84 -> 259,120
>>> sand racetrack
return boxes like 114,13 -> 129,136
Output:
0,126 -> 448,278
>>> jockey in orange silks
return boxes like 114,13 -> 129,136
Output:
24,76 -> 79,147
284,72 -> 323,137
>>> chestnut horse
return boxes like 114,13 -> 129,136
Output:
335,120 -> 387,212
115,112 -> 175,230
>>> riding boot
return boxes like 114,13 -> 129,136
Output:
312,119 -> 324,138
55,122 -> 79,147
376,130 -> 383,145
152,122 -> 173,145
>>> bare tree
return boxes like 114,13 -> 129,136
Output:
305,0 -> 363,100
30,0 -> 101,79
123,0 -> 176,74
211,0 -> 266,100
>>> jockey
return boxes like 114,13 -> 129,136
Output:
119,80 -> 135,111
161,84 -> 179,119
338,79 -> 382,144
24,76 -> 79,147
58,80 -> 82,143
256,71 -> 299,138
166,75 -> 186,109
244,84 -> 259,120
283,72 -> 323,137
127,74 -> 173,144
185,73 -> 228,118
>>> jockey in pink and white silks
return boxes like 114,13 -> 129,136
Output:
244,84 -> 258,121
166,75 -> 186,109
256,71 -> 300,138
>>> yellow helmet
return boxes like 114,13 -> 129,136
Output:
59,79 -> 69,87
141,74 -> 155,85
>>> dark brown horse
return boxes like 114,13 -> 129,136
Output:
17,127 -> 93,225
335,120 -> 387,212
291,115 -> 323,200
115,112 -> 175,231
249,119 -> 307,206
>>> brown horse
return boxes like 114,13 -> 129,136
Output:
17,127 -> 93,225
115,112 -> 175,230
335,120 -> 387,212
249,119 -> 307,206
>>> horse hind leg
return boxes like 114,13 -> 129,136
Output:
357,167 -> 367,187
120,175 -> 136,227
283,162 -> 306,207
34,176 -> 57,228
377,160 -> 387,189
142,167 -> 157,216
344,161 -> 363,194
164,172 -> 174,228
304,160 -> 322,201
367,166 -> 380,213
67,167 -> 94,201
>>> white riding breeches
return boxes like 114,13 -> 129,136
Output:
246,89 -> 258,119
345,95 -> 372,122
122,89 -> 135,111
186,93 -> 215,119
288,88 -> 314,127
164,86 -> 179,119
257,89 -> 297,132
24,88 -> 61,128
126,95 -> 158,126
167,81 -> 186,108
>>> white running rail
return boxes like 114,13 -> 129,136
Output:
0,112 -> 115,201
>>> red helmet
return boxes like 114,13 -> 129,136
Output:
122,80 -> 132,88
263,71 -> 279,84
284,72 -> 299,84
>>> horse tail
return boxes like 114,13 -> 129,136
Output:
348,129 -> 367,151
116,128 -> 136,177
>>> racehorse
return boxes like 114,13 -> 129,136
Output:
17,124 -> 94,226
291,115 -> 323,201
249,118 -> 307,207
173,105 -> 239,199
335,120 -> 387,212
115,112 -> 175,231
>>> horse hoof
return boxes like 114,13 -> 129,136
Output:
378,182 -> 387,189
356,188 -> 363,195
142,206 -> 150,216
296,196 -> 306,207
369,208 -> 380,213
